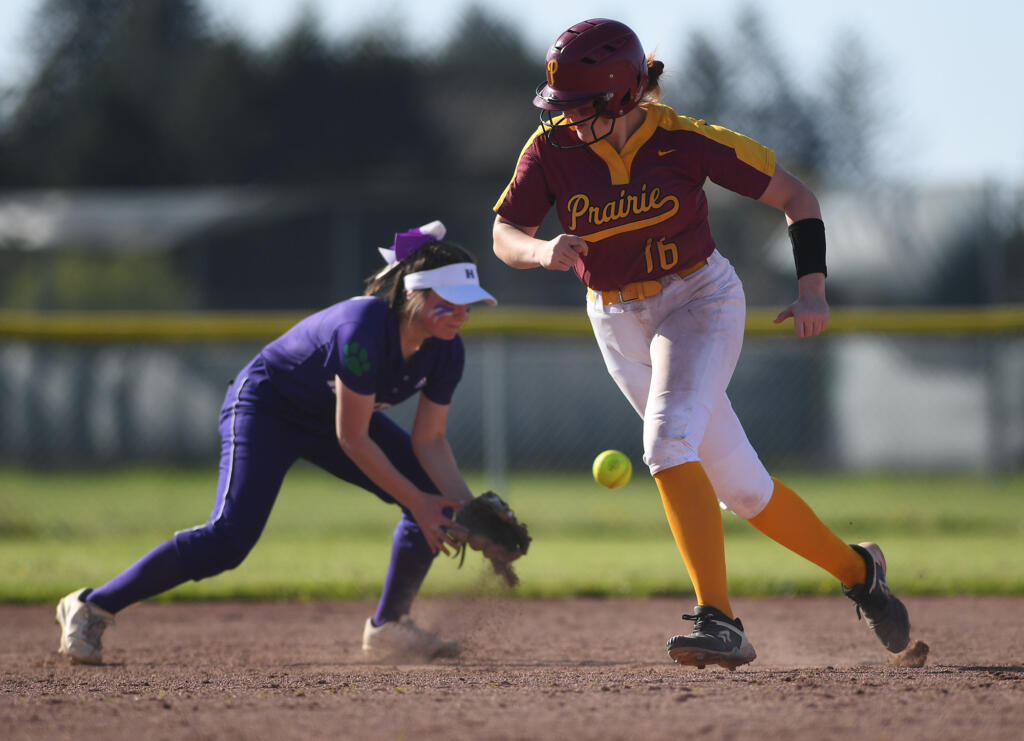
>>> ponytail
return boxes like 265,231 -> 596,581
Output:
644,56 -> 665,103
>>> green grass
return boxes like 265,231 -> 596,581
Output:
1,466 -> 1022,603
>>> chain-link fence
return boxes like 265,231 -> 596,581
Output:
1,320 -> 1021,479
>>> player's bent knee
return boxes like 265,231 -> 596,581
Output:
175,525 -> 257,581
704,455 -> 773,520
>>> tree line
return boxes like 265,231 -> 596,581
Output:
0,0 -> 883,189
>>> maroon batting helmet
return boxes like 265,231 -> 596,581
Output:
533,19 -> 648,147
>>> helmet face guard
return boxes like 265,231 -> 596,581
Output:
533,19 -> 647,149
534,86 -> 618,149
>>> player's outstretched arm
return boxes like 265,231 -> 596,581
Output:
410,394 -> 475,505
759,165 -> 830,338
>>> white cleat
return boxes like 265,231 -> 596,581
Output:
362,615 -> 460,662
55,588 -> 114,665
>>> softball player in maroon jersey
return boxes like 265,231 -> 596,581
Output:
493,18 -> 911,669
55,222 -> 496,664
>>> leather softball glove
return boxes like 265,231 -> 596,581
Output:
447,491 -> 531,587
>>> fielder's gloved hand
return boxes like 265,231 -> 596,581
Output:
447,491 -> 531,587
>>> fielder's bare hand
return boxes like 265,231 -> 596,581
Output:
774,273 -> 830,338
409,492 -> 466,555
537,234 -> 589,271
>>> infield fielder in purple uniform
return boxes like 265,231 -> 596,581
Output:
55,221 -> 497,664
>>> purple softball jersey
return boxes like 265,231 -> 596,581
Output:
254,296 -> 465,430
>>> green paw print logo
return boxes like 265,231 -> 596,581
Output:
344,342 -> 371,377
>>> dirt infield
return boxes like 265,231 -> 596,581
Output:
3,596 -> 1022,740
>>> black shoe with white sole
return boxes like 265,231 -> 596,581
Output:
666,604 -> 757,670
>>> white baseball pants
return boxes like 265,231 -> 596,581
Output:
586,250 -> 773,519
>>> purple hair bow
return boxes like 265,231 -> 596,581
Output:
378,220 -> 447,264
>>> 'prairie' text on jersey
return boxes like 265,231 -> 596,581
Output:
566,184 -> 678,242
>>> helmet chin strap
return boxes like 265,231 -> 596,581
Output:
540,101 -> 617,150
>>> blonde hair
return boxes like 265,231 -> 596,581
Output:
400,289 -> 429,321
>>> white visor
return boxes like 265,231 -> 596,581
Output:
403,263 -> 497,306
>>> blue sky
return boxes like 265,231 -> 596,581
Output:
2,0 -> 1022,187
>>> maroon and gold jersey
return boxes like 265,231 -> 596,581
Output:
493,103 -> 775,291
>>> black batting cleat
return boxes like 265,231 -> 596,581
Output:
666,605 -> 756,670
842,542 -> 911,653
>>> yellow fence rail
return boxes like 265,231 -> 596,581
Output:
1,305 -> 1023,342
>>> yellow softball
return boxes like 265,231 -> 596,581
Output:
592,450 -> 632,489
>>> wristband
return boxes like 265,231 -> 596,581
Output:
788,218 -> 827,278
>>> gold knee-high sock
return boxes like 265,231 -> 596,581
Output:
748,479 -> 866,587
654,462 -> 733,618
